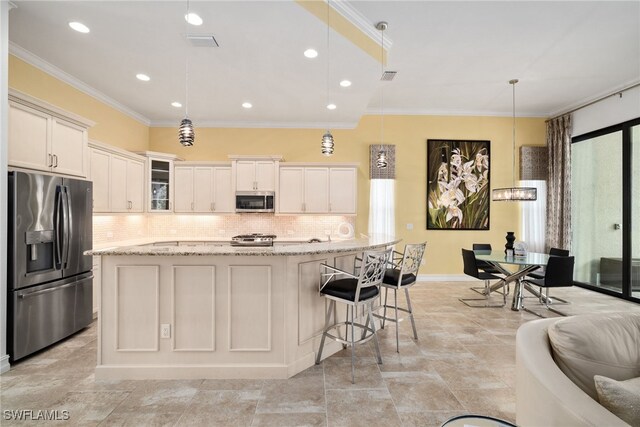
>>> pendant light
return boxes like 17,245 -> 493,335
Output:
178,0 -> 195,146
492,79 -> 537,201
375,22 -> 388,169
321,0 -> 334,156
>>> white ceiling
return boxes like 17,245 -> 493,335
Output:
8,1 -> 640,128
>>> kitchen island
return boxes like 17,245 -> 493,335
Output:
87,236 -> 399,380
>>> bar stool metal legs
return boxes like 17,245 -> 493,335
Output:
378,285 -> 419,352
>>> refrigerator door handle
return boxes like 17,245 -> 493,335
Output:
18,281 -> 78,298
61,186 -> 71,269
54,186 -> 63,269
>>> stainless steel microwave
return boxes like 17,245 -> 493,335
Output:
235,191 -> 275,213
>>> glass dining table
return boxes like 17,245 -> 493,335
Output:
474,250 -> 550,311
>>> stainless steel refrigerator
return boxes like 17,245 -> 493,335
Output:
8,171 -> 93,361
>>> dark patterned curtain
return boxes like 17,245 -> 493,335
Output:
545,114 -> 572,251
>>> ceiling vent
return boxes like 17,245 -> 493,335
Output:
186,34 -> 219,47
380,71 -> 397,81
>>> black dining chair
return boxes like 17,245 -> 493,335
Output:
522,255 -> 575,317
526,247 -> 570,305
527,247 -> 569,280
460,248 -> 507,307
470,243 -> 507,297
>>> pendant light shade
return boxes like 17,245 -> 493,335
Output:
178,0 -> 195,146
376,150 -> 387,168
492,79 -> 537,201
492,186 -> 537,201
320,0 -> 335,156
321,131 -> 334,156
376,21 -> 388,169
179,118 -> 195,147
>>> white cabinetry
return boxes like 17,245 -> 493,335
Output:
329,167 -> 357,214
235,160 -> 276,191
8,90 -> 94,178
278,164 -> 357,214
136,152 -> 182,213
89,141 -> 145,213
279,167 -> 330,213
174,163 -> 234,213
230,156 -> 282,192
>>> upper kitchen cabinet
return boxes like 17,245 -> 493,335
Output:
136,152 -> 182,213
329,167 -> 357,214
173,163 -> 234,213
230,155 -> 282,192
89,140 -> 145,213
278,164 -> 358,215
279,167 -> 329,213
8,89 -> 94,178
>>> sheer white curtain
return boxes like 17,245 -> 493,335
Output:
520,180 -> 547,253
368,179 -> 395,238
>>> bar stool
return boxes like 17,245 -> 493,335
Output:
315,248 -> 391,383
376,242 -> 426,352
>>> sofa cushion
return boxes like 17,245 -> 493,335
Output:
594,375 -> 640,425
548,312 -> 640,400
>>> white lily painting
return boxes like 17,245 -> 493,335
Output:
427,139 -> 490,230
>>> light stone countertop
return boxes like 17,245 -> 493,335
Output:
86,235 -> 400,257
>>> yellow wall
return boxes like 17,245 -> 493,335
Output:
8,55 -> 149,151
150,115 -> 545,274
11,55 -> 546,274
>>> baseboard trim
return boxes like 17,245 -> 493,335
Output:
0,354 -> 11,373
418,274 -> 471,282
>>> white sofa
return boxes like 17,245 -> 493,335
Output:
515,317 -> 630,427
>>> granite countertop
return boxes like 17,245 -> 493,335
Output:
86,235 -> 400,257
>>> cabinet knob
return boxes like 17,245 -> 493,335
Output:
48,153 -> 53,168
191,202 -> 194,211
53,154 -> 58,168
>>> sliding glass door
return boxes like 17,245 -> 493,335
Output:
633,124 -> 640,298
572,118 -> 639,302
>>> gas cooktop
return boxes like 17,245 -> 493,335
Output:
230,233 -> 277,247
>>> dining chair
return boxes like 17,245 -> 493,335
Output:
471,243 -> 507,297
460,248 -> 507,307
526,247 -> 570,304
376,242 -> 426,352
522,255 -> 575,317
316,248 -> 391,383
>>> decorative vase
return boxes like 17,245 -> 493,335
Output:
505,232 -> 516,254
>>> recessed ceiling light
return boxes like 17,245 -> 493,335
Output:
242,102 -> 252,109
136,74 -> 150,82
171,101 -> 182,108
304,49 -> 318,59
185,13 -> 203,26
326,103 -> 337,110
69,22 -> 90,33
339,80 -> 352,87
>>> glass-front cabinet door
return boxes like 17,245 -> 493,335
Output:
149,159 -> 173,212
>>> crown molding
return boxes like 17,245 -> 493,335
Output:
9,42 -> 151,126
331,0 -> 393,50
150,119 -> 359,130
547,78 -> 640,118
364,107 -> 548,118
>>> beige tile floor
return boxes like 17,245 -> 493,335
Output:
2,281 -> 639,426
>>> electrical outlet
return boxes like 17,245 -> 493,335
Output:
218,229 -> 226,235
406,223 -> 414,230
160,324 -> 171,339
170,229 -> 177,235
106,231 -> 114,238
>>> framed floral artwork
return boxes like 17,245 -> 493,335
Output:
427,139 -> 490,230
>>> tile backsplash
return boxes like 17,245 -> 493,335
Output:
94,214 -> 355,246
